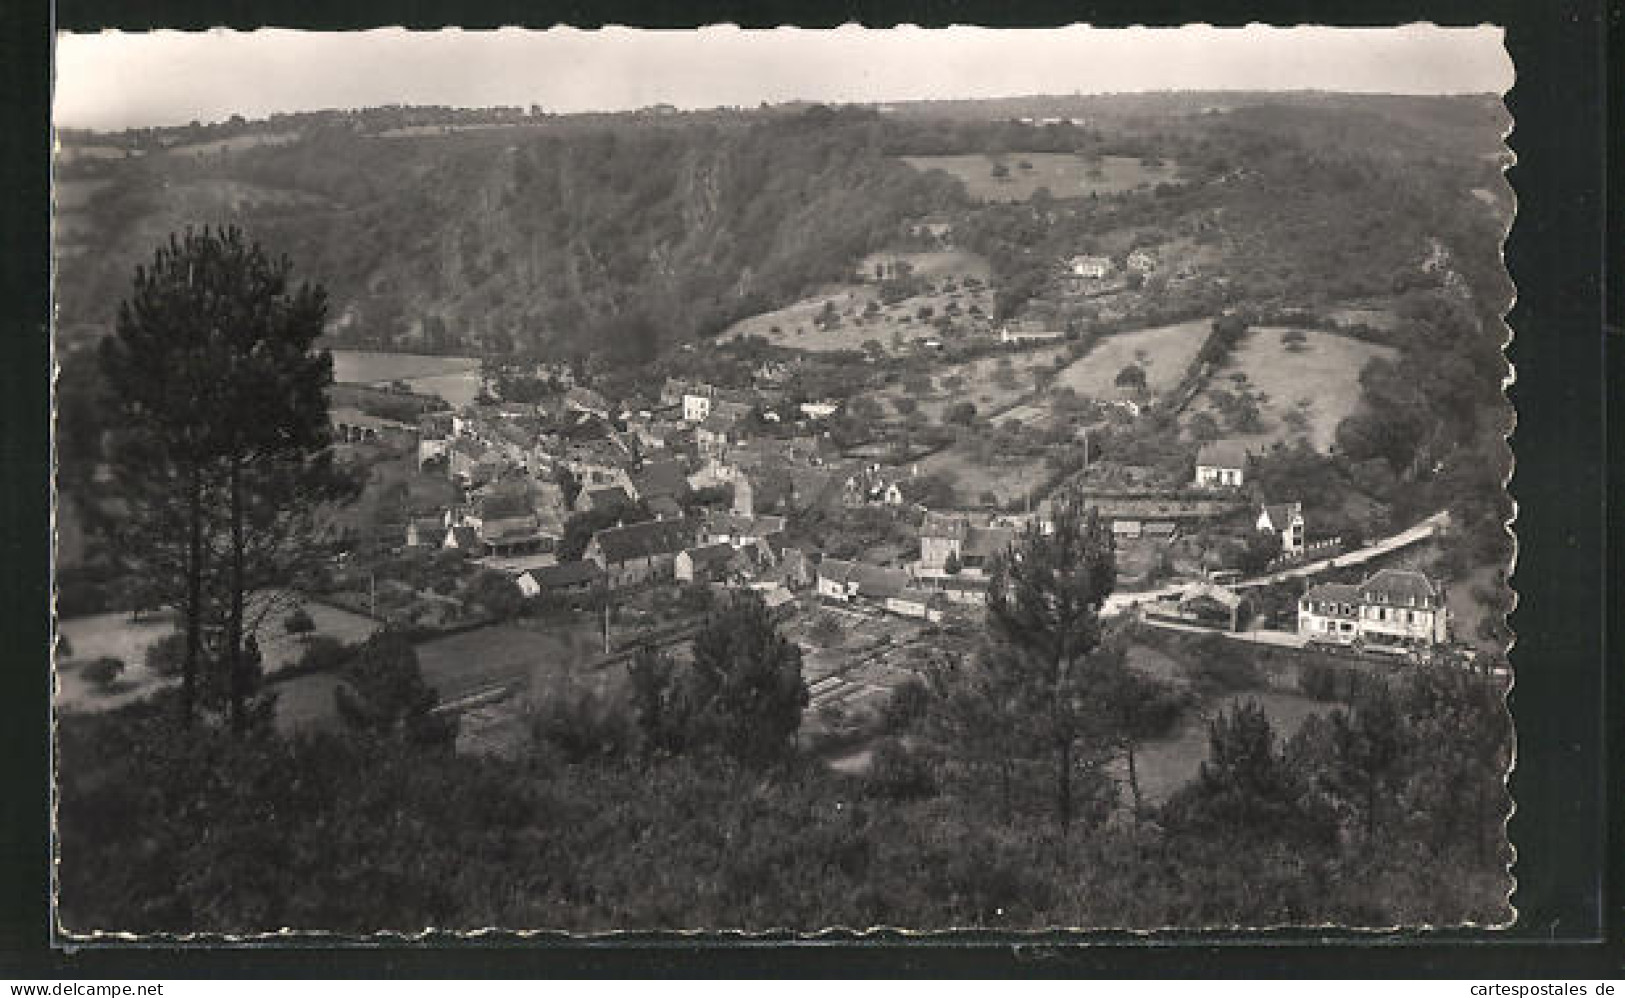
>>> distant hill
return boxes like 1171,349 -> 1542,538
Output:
53,93 -> 1509,361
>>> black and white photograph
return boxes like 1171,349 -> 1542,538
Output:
50,23 -> 1519,936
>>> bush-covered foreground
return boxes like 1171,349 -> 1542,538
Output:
57,660 -> 1512,935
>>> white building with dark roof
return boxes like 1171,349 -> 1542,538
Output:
1195,440 -> 1252,488
1298,569 -> 1449,648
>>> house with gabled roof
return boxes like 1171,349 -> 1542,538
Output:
574,485 -> 635,515
583,517 -> 697,589
675,542 -> 744,585
1256,501 -> 1306,557
1195,440 -> 1253,488
522,559 -> 605,597
1298,569 -> 1449,648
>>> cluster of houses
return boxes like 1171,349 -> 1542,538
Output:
353,344 -> 1435,656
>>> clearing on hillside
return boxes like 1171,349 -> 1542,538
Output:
900,153 -> 1183,202
1184,327 -> 1398,453
1051,318 -> 1214,400
853,248 -> 993,283
724,281 -> 996,356
874,342 -> 1074,422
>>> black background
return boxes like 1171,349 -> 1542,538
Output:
1,0 -> 1614,977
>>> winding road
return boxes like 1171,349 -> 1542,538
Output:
1100,509 -> 1451,618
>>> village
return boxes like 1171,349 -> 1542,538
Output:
46,32 -> 1525,932
256,230 -> 1490,762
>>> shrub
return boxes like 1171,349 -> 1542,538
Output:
292,635 -> 353,675
82,656 -> 125,688
144,632 -> 186,677
284,608 -> 317,635
880,677 -> 931,732
865,738 -> 937,800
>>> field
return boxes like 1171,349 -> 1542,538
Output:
331,349 -> 483,408
1185,327 -> 1398,452
59,590 -> 382,716
911,444 -> 1051,506
900,153 -> 1183,203
419,621 -> 602,702
56,610 -> 182,712
250,591 -> 381,674
725,251 -> 997,356
853,248 -> 992,283
1327,304 -> 1401,331
876,342 -> 1072,423
1051,318 -> 1213,399
274,618 -> 603,736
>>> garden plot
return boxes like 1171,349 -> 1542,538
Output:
1184,327 -> 1397,453
900,153 -> 1183,202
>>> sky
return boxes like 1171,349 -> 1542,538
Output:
53,23 -> 1513,132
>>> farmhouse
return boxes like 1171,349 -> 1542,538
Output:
1298,569 -> 1450,649
583,518 -> 697,589
1256,501 -> 1306,558
1194,440 -> 1252,488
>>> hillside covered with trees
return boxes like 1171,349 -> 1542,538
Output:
56,94 -> 1508,364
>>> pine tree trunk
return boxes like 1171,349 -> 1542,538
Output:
1125,737 -> 1143,829
227,456 -> 246,734
181,467 -> 202,729
1057,738 -> 1073,835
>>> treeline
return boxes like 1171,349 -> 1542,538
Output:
57,507 -> 1512,934
56,636 -> 1511,933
